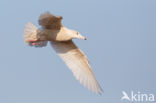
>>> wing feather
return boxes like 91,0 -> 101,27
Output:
50,40 -> 103,94
38,12 -> 62,30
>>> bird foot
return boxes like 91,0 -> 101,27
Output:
27,39 -> 39,46
31,42 -> 41,46
28,39 -> 37,42
27,39 -> 48,47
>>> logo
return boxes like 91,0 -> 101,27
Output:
121,91 -> 155,102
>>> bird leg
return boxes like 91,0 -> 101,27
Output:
29,40 -> 41,46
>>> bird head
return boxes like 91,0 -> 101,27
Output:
69,29 -> 87,40
75,31 -> 87,40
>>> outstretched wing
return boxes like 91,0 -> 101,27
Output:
38,12 -> 63,30
50,40 -> 103,94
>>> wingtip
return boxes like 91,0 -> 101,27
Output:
97,87 -> 104,95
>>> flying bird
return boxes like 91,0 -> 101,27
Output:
23,12 -> 103,94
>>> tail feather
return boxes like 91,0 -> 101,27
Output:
23,22 -> 38,36
23,22 -> 38,43
23,22 -> 48,47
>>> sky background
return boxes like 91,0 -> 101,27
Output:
0,0 -> 156,103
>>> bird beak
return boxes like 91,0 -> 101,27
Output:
79,34 -> 87,40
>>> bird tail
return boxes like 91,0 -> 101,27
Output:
23,22 -> 48,47
23,22 -> 38,43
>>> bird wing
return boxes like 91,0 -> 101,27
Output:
50,40 -> 103,94
38,12 -> 63,30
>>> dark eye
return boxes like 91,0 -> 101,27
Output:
76,32 -> 79,35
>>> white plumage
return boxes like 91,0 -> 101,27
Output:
23,12 -> 103,94
51,41 -> 103,94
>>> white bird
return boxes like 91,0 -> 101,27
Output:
23,12 -> 103,94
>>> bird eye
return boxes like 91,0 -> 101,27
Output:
76,32 -> 79,35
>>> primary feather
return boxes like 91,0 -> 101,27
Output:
50,40 -> 103,94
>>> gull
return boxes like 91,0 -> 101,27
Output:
23,12 -> 103,94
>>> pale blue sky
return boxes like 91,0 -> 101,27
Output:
0,0 -> 156,103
